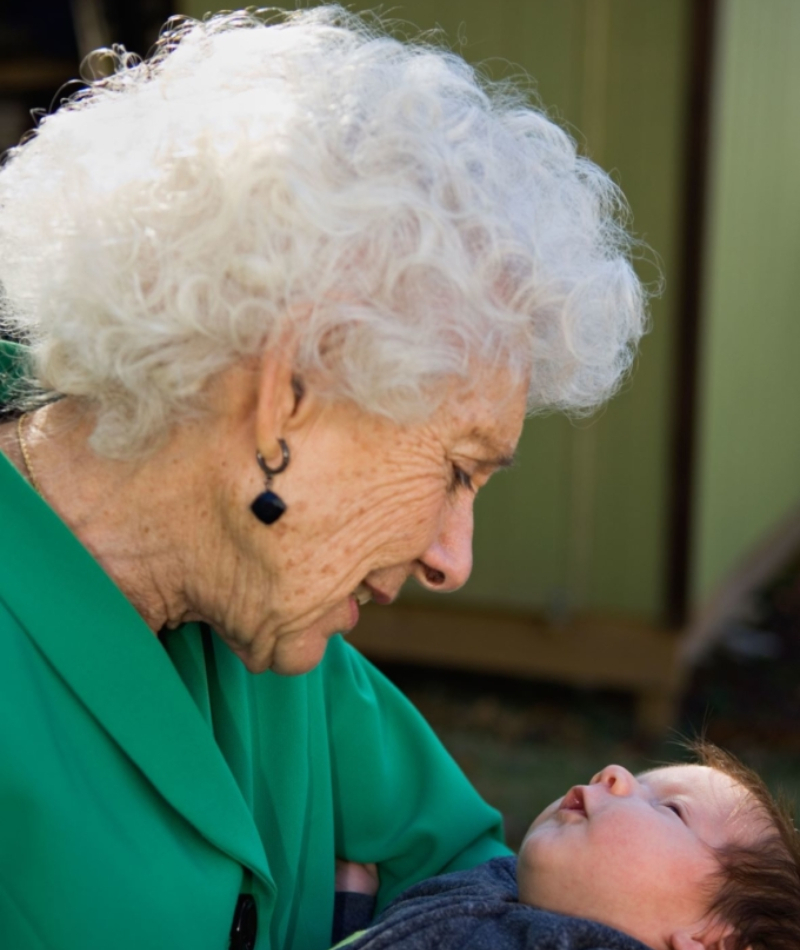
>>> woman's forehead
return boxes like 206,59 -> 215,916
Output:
440,373 -> 527,452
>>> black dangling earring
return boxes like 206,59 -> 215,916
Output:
251,438 -> 290,525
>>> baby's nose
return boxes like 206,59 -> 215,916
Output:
590,764 -> 636,796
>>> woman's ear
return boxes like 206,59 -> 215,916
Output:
291,374 -> 305,408
254,348 -> 309,444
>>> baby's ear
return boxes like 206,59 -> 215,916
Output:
671,925 -> 743,950
671,932 -> 706,950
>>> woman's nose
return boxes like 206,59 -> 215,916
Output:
590,764 -> 636,796
413,495 -> 474,593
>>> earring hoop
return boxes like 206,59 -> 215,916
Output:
256,438 -> 290,477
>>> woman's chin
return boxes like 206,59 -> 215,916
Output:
245,599 -> 359,676
267,633 -> 338,676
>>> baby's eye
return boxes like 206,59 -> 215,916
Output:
663,802 -> 683,819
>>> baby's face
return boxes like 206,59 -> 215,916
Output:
517,764 -> 754,950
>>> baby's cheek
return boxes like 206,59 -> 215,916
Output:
514,821 -> 569,903
514,841 -> 541,907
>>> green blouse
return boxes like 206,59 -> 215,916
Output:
0,341 -> 509,950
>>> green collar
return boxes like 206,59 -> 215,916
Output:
0,355 -> 274,892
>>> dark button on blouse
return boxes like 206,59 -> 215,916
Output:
229,894 -> 258,950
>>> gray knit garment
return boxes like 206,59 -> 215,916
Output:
346,857 -> 654,950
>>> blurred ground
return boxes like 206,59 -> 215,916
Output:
374,559 -> 800,850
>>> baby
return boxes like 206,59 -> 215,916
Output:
332,741 -> 800,950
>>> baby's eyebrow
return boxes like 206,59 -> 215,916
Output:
635,767 -> 659,781
635,768 -> 687,796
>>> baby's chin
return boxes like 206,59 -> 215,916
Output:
518,798 -> 560,852
532,798 -> 560,828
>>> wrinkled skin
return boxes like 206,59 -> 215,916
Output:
0,353 -> 527,675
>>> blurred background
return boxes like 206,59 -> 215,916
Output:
2,0 -> 799,846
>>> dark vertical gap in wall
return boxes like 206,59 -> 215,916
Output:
665,0 -> 719,629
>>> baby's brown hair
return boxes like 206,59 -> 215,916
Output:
691,741 -> 800,950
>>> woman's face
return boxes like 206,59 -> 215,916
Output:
216,368 -> 527,674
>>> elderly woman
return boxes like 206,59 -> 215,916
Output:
0,7 -> 644,950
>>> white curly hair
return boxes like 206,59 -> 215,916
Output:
0,5 -> 647,458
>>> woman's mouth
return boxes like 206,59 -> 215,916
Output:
352,581 -> 394,606
345,583 -> 375,630
352,583 -> 373,606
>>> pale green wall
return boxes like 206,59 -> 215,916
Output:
691,0 -> 800,606
577,2 -> 689,618
179,0 -> 690,622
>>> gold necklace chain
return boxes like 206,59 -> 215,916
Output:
16,412 -> 42,495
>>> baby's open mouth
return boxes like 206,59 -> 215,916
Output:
559,786 -> 587,816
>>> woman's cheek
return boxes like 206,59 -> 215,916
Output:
352,493 -> 444,565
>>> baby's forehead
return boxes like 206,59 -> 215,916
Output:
638,763 -> 740,795
637,763 -> 716,784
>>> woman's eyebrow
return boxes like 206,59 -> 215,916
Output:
477,453 -> 516,471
